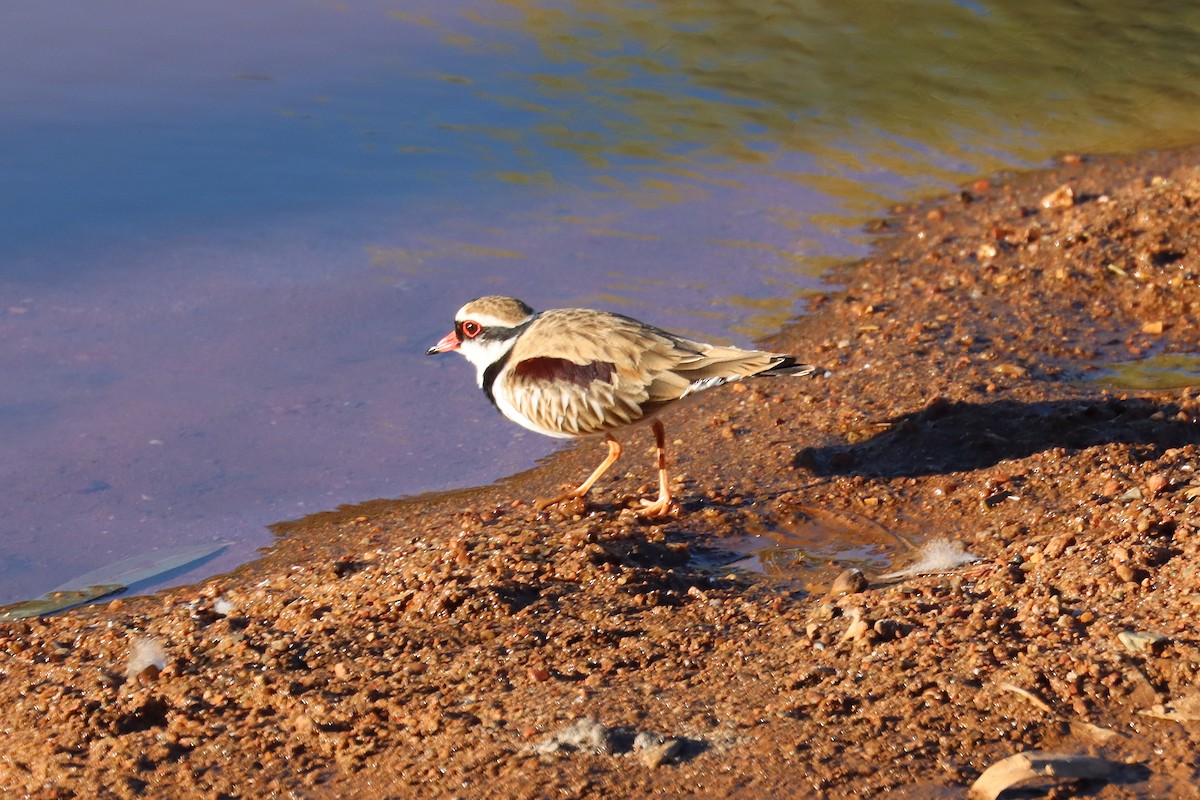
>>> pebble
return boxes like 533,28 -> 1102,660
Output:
842,610 -> 871,643
829,568 -> 868,596
633,732 -> 685,768
1145,473 -> 1170,496
534,718 -> 613,756
1039,183 -> 1075,209
1117,630 -> 1168,655
873,619 -> 901,641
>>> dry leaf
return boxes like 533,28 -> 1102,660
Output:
998,682 -> 1055,714
1139,692 -> 1200,722
971,751 -> 1112,800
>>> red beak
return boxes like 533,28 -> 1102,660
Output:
426,330 -> 460,355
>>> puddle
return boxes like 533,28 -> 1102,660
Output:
1090,353 -> 1200,390
694,505 -> 915,593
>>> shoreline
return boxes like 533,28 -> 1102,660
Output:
4,147 -> 1200,798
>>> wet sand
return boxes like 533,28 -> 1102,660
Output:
3,148 -> 1200,798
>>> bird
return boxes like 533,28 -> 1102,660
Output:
426,296 -> 818,516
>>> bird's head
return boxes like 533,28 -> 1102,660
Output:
426,296 -> 536,377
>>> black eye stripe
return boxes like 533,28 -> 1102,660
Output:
458,320 -> 531,341
455,315 -> 535,344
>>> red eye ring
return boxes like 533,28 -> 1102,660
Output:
461,320 -> 482,339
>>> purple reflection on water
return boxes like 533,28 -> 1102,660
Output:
0,1 -> 852,604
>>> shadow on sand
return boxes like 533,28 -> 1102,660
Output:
796,396 -> 1199,478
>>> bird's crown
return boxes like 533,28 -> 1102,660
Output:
456,296 -> 536,327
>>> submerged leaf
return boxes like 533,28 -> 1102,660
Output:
0,543 -> 227,622
0,585 -> 125,622
50,543 -> 229,592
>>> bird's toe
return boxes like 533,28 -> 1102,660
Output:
534,494 -> 588,514
636,497 -> 679,518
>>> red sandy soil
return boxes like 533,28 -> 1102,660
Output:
3,147 -> 1200,799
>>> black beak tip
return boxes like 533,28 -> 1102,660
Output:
425,346 -> 439,356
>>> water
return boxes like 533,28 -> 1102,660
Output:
6,0 -> 1200,605
692,504 -> 905,593
1091,353 -> 1200,391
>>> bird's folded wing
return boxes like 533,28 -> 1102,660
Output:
504,310 -> 681,434
506,356 -> 647,434
504,309 -> 786,434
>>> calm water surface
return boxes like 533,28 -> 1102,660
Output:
5,0 -> 1200,603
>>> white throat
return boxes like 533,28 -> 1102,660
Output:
458,335 -> 518,388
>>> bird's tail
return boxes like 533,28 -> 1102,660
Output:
761,356 -> 820,377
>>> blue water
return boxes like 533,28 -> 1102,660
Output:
6,0 -> 1200,604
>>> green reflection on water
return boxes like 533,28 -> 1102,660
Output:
373,1 -> 1200,334
494,0 -> 1200,165
386,0 -> 1189,218
1093,353 -> 1200,391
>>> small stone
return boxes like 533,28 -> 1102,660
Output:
534,717 -> 613,755
1145,473 -> 1170,497
137,664 -> 161,684
828,568 -> 868,596
841,610 -> 871,643
1040,184 -> 1075,209
809,602 -> 840,622
633,732 -> 685,768
1118,630 -> 1168,655
873,619 -> 900,641
1042,534 -> 1074,559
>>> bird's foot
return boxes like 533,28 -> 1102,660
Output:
636,496 -> 679,518
534,493 -> 588,514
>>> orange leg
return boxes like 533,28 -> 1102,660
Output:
535,434 -> 622,510
638,419 -> 676,517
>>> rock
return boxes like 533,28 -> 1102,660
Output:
872,619 -> 900,641
1145,473 -> 1170,496
808,602 -> 840,622
841,609 -> 871,643
1039,184 -> 1075,210
633,732 -> 684,768
534,717 -> 613,756
1117,630 -> 1168,655
829,568 -> 868,596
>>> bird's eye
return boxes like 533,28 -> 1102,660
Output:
461,320 -> 482,338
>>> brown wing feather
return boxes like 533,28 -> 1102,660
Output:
512,357 -> 615,388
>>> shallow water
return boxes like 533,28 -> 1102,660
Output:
694,505 -> 904,593
7,0 -> 1200,604
1091,353 -> 1200,391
